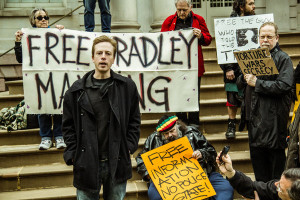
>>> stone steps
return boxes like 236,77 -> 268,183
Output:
0,148 -> 251,191
0,159 -> 141,192
0,91 -> 24,109
0,173 -> 256,200
5,80 -> 23,95
200,84 -> 226,100
0,181 -> 148,200
0,129 -> 40,146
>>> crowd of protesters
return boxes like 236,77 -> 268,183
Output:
10,0 -> 300,199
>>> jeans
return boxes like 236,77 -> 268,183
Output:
38,114 -> 62,140
208,172 -> 234,200
83,0 -> 111,32
77,160 -> 127,200
148,172 -> 233,200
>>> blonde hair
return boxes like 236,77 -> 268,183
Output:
92,35 -> 117,58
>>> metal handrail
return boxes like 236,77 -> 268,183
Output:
0,4 -> 84,58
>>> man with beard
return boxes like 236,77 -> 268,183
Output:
220,0 -> 256,140
237,22 -> 294,182
136,115 -> 234,200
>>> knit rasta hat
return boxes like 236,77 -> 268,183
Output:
156,115 -> 178,133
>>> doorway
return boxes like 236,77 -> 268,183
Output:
192,0 -> 234,36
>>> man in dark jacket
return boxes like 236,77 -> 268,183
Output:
237,22 -> 294,182
220,0 -> 256,139
161,0 -> 212,127
136,115 -> 233,200
62,35 -> 140,200
216,152 -> 300,200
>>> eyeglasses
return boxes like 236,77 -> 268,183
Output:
35,16 -> 49,21
276,182 -> 282,193
259,35 -> 276,40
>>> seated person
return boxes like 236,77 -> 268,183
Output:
136,115 -> 234,200
216,151 -> 300,200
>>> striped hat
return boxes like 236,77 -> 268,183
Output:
156,115 -> 178,133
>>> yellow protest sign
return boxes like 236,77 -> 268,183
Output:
234,48 -> 279,76
141,136 -> 216,200
292,83 -> 300,122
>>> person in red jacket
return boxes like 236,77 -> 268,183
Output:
161,0 -> 212,128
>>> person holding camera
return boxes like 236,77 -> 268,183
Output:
216,152 -> 300,200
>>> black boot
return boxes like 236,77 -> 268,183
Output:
225,118 -> 236,139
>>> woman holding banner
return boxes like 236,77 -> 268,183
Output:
14,8 -> 66,150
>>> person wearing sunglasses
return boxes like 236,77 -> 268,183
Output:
216,152 -> 300,200
14,8 -> 66,150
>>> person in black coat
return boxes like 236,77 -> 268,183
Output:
237,22 -> 294,182
216,152 -> 300,200
62,35 -> 140,199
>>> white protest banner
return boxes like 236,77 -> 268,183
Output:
21,29 -> 198,114
214,14 -> 274,64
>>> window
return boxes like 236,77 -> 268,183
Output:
7,0 -> 62,2
192,0 -> 234,8
0,0 -> 69,16
5,0 -> 64,8
192,0 -> 201,8
210,0 -> 234,7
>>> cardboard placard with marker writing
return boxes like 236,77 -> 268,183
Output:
234,48 -> 278,76
141,137 -> 216,200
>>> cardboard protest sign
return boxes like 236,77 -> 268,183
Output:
234,48 -> 278,76
21,29 -> 198,114
214,14 -> 274,64
141,137 -> 216,200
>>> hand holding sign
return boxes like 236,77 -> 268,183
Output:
226,70 -> 235,80
245,74 -> 257,87
193,28 -> 202,39
192,150 -> 202,160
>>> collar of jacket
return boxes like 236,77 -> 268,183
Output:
270,42 -> 280,54
173,11 -> 196,25
68,69 -> 127,93
176,12 -> 192,25
70,69 -> 123,124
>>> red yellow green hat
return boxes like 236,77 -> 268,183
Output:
156,115 -> 178,132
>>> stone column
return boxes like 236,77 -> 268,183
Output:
266,0 -> 290,32
150,0 -> 176,32
289,0 -> 297,30
110,0 -> 141,32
